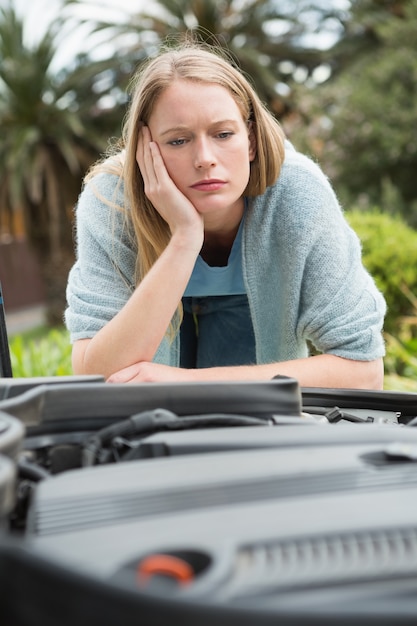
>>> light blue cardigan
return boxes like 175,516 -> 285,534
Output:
65,143 -> 386,366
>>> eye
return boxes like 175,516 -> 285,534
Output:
168,138 -> 187,146
216,131 -> 234,140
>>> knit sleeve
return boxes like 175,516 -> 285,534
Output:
290,158 -> 387,360
65,173 -> 137,343
246,147 -> 386,363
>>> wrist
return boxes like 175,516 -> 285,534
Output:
170,227 -> 203,255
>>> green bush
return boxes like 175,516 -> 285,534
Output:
346,209 -> 417,334
9,326 -> 73,377
347,209 -> 417,390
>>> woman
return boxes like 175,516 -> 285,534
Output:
65,42 -> 386,388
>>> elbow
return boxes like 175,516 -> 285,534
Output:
371,358 -> 385,390
356,358 -> 384,390
71,339 -> 98,376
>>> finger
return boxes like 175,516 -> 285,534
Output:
137,127 -> 159,193
136,125 -> 150,171
149,141 -> 168,182
135,121 -> 146,166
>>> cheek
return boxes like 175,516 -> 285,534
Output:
230,138 -> 255,165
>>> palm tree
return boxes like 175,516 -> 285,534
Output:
70,0 -> 328,120
0,3 -> 126,324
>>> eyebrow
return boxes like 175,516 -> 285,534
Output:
159,119 -> 240,138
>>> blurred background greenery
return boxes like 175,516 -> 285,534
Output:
9,327 -> 72,378
1,0 -> 417,389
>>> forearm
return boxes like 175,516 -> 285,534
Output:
192,355 -> 384,390
73,232 -> 201,378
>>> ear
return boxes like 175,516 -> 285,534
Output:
248,122 -> 257,162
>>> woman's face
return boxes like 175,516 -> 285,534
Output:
147,79 -> 257,223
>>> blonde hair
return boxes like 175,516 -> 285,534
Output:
87,41 -> 286,330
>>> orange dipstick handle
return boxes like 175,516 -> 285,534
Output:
137,554 -> 194,587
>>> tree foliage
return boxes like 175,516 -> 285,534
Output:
347,208 -> 417,333
289,0 -> 417,224
66,0 -> 333,118
0,3 -> 124,323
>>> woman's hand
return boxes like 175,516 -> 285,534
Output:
137,125 -> 203,243
107,361 -> 195,383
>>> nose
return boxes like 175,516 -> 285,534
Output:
194,137 -> 216,169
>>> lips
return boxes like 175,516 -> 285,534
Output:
191,179 -> 225,192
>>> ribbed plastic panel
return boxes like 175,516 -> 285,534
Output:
227,526 -> 417,597
30,464 -> 417,537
